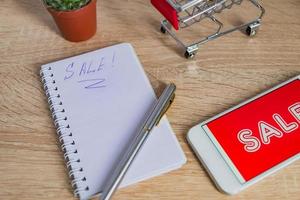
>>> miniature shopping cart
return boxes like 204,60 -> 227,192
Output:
151,0 -> 265,58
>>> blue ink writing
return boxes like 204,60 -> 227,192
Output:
112,52 -> 116,67
87,61 -> 96,74
63,52 -> 117,89
79,62 -> 87,76
78,79 -> 106,89
64,62 -> 75,80
97,57 -> 105,71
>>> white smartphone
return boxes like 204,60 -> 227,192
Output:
187,75 -> 300,195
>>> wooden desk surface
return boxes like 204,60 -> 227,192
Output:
0,0 -> 299,199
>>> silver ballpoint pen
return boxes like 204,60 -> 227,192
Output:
100,83 -> 176,200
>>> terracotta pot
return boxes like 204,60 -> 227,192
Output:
47,0 -> 97,42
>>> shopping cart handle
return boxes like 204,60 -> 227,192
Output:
151,0 -> 179,30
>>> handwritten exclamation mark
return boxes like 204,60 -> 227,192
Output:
112,52 -> 116,67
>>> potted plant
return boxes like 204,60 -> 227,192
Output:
44,0 -> 97,42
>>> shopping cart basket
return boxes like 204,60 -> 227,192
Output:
151,0 -> 265,58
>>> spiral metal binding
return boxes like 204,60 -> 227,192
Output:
40,66 -> 89,198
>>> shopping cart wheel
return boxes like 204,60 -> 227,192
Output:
160,26 -> 167,34
184,51 -> 195,59
246,22 -> 260,37
246,26 -> 256,36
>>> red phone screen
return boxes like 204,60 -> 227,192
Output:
206,79 -> 300,182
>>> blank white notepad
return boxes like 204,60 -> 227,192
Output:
40,43 -> 186,200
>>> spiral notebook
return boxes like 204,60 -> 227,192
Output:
40,43 -> 186,200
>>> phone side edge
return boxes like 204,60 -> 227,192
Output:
187,124 -> 243,195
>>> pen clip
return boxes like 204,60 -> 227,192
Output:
155,93 -> 175,126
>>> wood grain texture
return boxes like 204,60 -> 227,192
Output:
0,0 -> 299,199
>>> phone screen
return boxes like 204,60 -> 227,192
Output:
204,79 -> 300,183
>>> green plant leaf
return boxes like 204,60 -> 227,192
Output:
44,0 -> 91,11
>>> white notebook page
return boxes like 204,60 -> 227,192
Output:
41,43 -> 186,199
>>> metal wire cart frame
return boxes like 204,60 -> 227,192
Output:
151,0 -> 265,58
